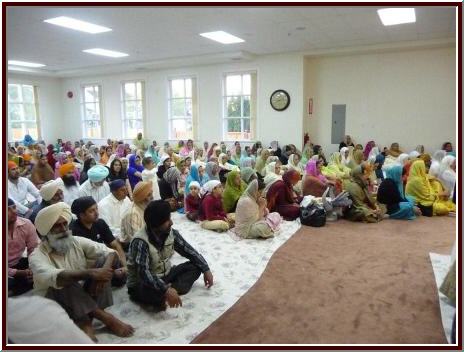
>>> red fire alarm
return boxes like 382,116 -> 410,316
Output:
67,91 -> 73,98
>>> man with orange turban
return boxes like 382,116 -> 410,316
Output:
8,161 -> 41,218
59,163 -> 80,206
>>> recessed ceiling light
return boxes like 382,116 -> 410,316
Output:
377,8 -> 416,26
83,48 -> 129,58
200,31 -> 245,44
44,16 -> 112,34
8,60 -> 46,68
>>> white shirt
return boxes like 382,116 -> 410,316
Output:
8,296 -> 94,344
29,236 -> 114,295
141,168 -> 161,200
78,180 -> 110,203
8,177 -> 42,215
98,193 -> 132,237
63,185 -> 80,206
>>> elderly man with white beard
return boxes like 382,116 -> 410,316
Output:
29,202 -> 134,342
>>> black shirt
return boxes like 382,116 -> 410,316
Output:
70,218 -> 115,246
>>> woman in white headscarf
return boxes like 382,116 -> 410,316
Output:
340,147 -> 351,167
438,155 -> 456,198
263,162 -> 283,196
218,153 -> 239,172
261,156 -> 279,177
287,154 -> 304,176
430,150 -> 447,177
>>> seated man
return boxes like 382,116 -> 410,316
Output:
127,200 -> 214,311
70,197 -> 127,286
8,198 -> 40,296
8,161 -> 41,218
29,203 -> 134,342
98,180 -> 132,238
29,178 -> 64,224
60,163 -> 80,206
78,165 -> 110,203
120,181 -> 153,250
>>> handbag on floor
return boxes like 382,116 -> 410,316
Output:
300,202 -> 326,227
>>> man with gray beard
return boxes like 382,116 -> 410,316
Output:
29,202 -> 134,342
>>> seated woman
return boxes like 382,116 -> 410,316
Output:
199,180 -> 234,232
255,149 -> 270,176
405,160 -> 451,217
263,161 -> 283,196
438,155 -> 456,200
158,167 -> 183,211
323,152 -> 351,181
266,169 -> 302,221
176,158 -> 188,193
185,163 -> 207,195
223,170 -> 247,213
185,181 -> 201,222
344,164 -> 384,223
261,156 -> 279,177
377,165 -> 419,220
428,160 -> 456,215
234,180 -> 282,239
240,167 -> 258,185
302,159 -> 336,197
127,154 -> 144,190
347,149 -> 364,170
156,155 -> 171,180
286,154 -> 304,175
205,161 -> 220,181
218,153 -> 239,183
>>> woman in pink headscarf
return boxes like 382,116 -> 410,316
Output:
116,144 -> 126,158
363,141 -> 375,161
303,159 -> 336,197
62,141 -> 74,155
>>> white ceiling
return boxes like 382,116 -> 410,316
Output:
7,6 -> 456,76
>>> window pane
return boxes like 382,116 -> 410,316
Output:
185,79 -> 192,98
9,103 -> 22,121
185,99 -> 192,117
135,101 -> 143,119
84,120 -> 102,138
171,79 -> 185,98
227,96 -> 241,117
170,119 -> 192,140
242,74 -> 251,95
23,104 -> 36,121
226,75 -> 242,95
124,82 -> 136,100
227,118 -> 242,133
8,85 -> 20,102
243,96 -> 250,117
25,122 -> 39,140
22,85 -> 34,103
85,103 -> 99,120
171,99 -> 185,117
84,86 -> 97,103
136,82 -> 143,99
243,118 -> 250,133
124,101 -> 136,119
10,122 -> 23,141
124,119 -> 143,138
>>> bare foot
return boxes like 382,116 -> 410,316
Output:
105,317 -> 135,337
77,321 -> 98,342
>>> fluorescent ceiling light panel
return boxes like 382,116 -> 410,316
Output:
8,60 -> 45,67
199,31 -> 245,44
44,16 -> 112,33
83,48 -> 129,58
377,8 -> 416,26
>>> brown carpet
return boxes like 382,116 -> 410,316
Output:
192,216 -> 455,344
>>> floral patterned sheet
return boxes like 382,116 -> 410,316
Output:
429,253 -> 455,343
95,213 -> 301,344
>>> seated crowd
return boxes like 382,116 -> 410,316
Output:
7,132 -> 456,342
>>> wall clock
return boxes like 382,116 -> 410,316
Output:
270,89 -> 290,111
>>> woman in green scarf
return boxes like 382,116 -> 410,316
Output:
344,164 -> 384,223
222,170 -> 247,213
323,152 -> 351,181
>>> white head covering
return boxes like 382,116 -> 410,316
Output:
188,181 -> 201,190
340,147 -> 350,165
158,154 -> 170,167
39,179 -> 64,201
34,202 -> 73,236
439,155 -> 456,176
409,151 -> 420,159
398,153 -> 410,166
263,162 -> 282,195
433,150 -> 447,163
368,146 -> 380,159
201,180 -> 221,196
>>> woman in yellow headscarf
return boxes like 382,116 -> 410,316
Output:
347,149 -> 364,170
322,152 -> 351,181
426,158 -> 456,215
222,170 -> 247,213
405,160 -> 453,216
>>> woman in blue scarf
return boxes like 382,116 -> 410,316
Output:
127,154 -> 144,190
184,163 -> 206,195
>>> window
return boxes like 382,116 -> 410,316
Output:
81,84 -> 102,138
8,84 -> 40,141
168,77 -> 197,140
122,81 -> 145,138
223,72 -> 256,141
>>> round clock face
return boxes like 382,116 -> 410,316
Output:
270,90 -> 290,111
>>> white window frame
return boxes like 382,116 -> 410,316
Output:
222,71 -> 255,142
81,84 -> 103,139
167,76 -> 196,140
121,80 -> 146,139
8,83 -> 41,141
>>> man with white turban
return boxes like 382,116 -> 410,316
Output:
29,178 -> 64,224
78,165 -> 110,203
29,202 -> 134,342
